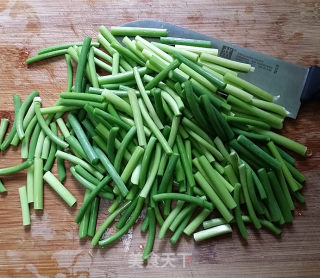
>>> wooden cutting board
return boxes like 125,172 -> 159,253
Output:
0,0 -> 319,277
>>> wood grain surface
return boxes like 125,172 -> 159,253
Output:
0,0 -> 319,277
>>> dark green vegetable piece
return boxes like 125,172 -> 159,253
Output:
99,197 -> 145,246
116,196 -> 139,230
68,113 -> 98,164
26,49 -> 68,64
0,180 -> 6,193
267,171 -> 293,223
114,126 -> 137,172
87,197 -> 100,237
107,127 -> 119,164
56,137 -> 66,182
239,164 -> 261,229
145,59 -> 180,90
75,175 -> 111,223
75,37 -> 92,92
78,189 -> 91,238
176,134 -> 195,188
212,103 -> 234,141
0,159 -> 33,176
65,54 -> 73,92
292,190 -> 305,203
232,128 -> 270,142
139,136 -> 157,187
43,123 -> 58,171
238,135 -> 281,170
229,139 -> 264,169
246,167 -> 265,215
94,146 -> 129,197
200,95 -> 226,140
151,89 -> 166,124
16,91 -> 39,140
173,52 -> 226,89
140,213 -> 150,233
233,183 -> 248,238
258,168 -> 282,222
158,153 -> 179,194
153,193 -> 213,210
170,212 -> 192,244
35,100 -> 69,149
276,146 -> 296,165
93,108 -> 130,131
38,42 -> 99,55
184,81 -> 208,131
1,95 -> 21,151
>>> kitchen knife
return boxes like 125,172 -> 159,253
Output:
120,20 -> 319,119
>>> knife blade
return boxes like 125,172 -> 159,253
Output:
120,20 -> 319,119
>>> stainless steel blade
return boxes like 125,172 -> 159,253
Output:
120,20 -> 309,118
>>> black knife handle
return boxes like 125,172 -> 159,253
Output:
300,66 -> 320,102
